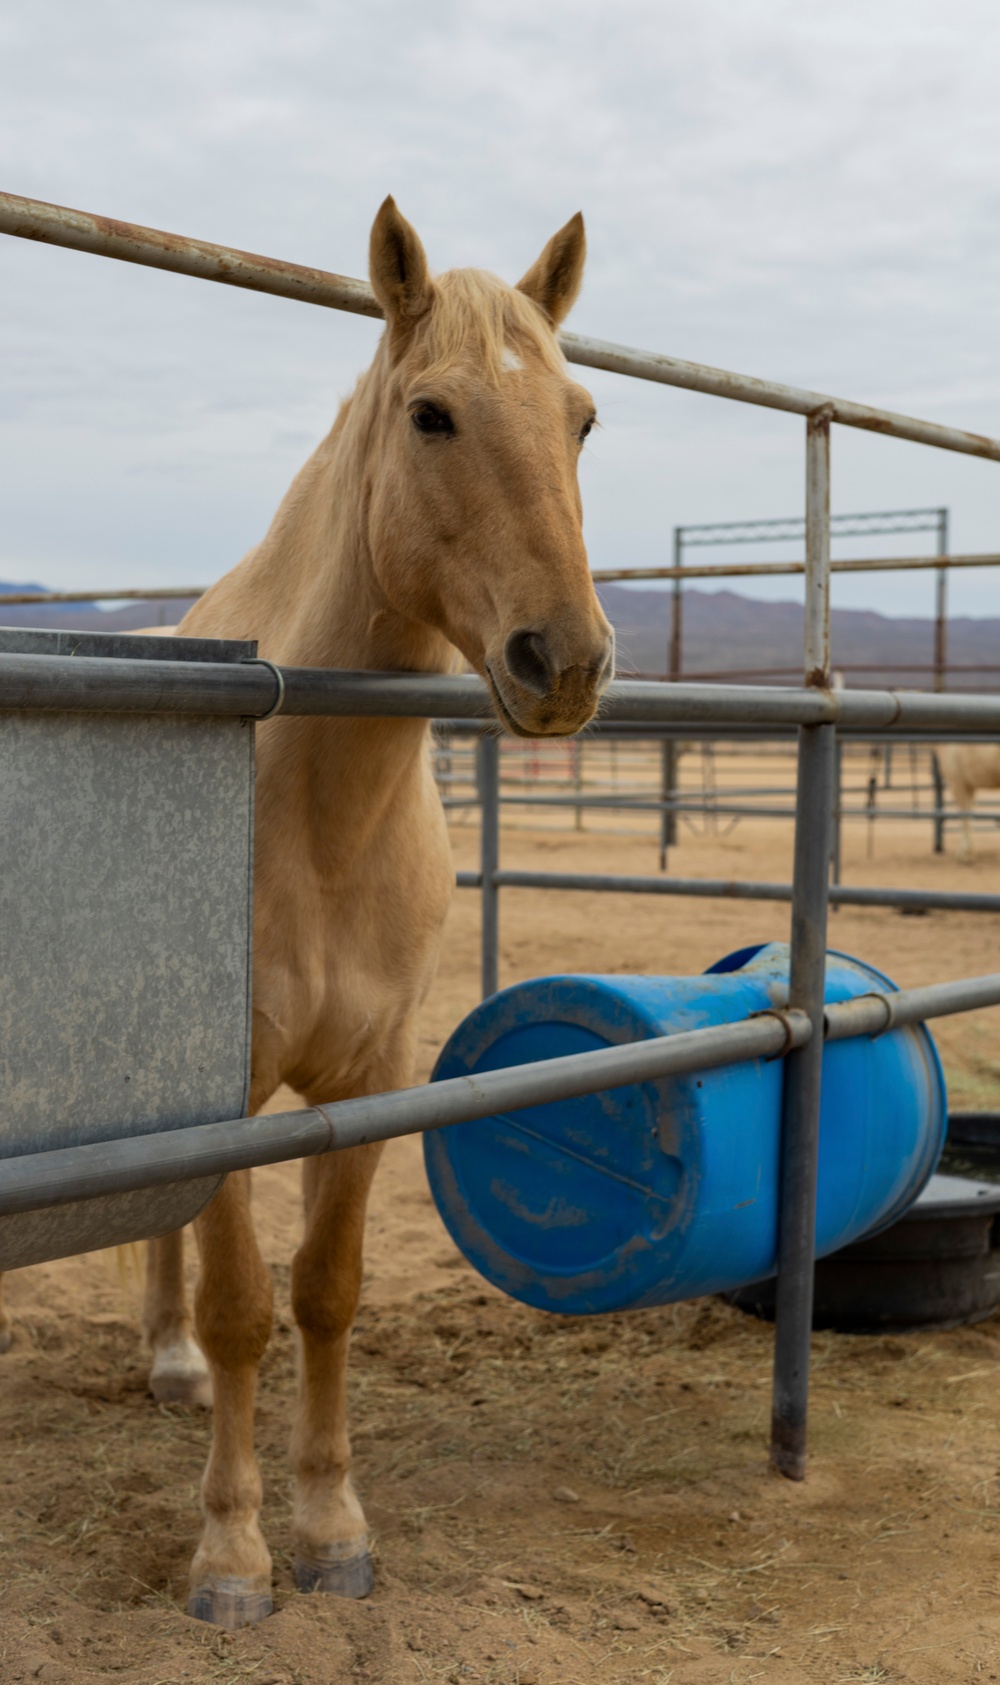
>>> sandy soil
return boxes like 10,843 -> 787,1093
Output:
2,808 -> 1000,1684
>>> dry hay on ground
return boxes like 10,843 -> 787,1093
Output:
2,816 -> 1000,1682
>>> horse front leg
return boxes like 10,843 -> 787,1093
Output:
187,1168 -> 274,1628
144,1229 -> 212,1407
289,1127 -> 387,1598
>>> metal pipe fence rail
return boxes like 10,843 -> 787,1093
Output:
4,186 -> 1000,1488
1,971 -> 998,1221
0,586 -> 204,605
628,663 -> 1000,684
447,791 -> 989,823
438,718 -> 1000,742
9,654 -> 1000,730
455,866 -> 1000,916
594,548 -> 998,582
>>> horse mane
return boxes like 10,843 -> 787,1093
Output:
412,267 -> 568,386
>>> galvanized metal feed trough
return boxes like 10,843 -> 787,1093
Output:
0,628 -> 254,1269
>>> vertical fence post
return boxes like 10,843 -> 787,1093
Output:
934,506 -> 949,695
830,734 -> 842,895
478,731 -> 500,999
660,526 -> 683,868
770,409 -> 835,1481
933,507 -> 949,855
573,736 -> 584,832
659,738 -> 673,871
932,751 -> 946,857
669,523 -> 684,688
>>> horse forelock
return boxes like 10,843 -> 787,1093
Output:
406,267 -> 568,388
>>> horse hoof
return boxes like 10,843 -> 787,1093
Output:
151,1369 -> 213,1408
186,1579 -> 273,1628
150,1339 -> 213,1408
294,1543 -> 373,1599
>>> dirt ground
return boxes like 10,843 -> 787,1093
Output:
3,806 -> 1000,1684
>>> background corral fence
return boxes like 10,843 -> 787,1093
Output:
2,190 -> 1000,1483
13,509 -> 1000,861
432,719 -> 1000,897
5,607 -> 996,865
591,501 -> 989,863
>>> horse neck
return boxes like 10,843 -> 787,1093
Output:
251,356 -> 454,838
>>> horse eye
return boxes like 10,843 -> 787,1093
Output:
411,403 -> 455,437
579,415 -> 596,443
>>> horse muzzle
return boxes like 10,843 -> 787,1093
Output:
487,625 -> 615,737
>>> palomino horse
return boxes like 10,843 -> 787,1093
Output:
937,743 -> 1000,862
9,199 -> 610,1628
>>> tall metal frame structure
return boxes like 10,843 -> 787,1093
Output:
650,506 -> 952,864
667,506 -> 950,686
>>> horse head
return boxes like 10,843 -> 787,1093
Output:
365,198 -> 614,737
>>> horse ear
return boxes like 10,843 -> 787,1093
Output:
516,213 -> 586,328
369,197 -> 433,338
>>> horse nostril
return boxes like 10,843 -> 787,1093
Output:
504,628 -> 554,697
596,632 -> 616,688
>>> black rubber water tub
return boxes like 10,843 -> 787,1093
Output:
727,1113 -> 1000,1332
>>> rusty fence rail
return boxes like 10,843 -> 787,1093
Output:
3,189 -> 1000,461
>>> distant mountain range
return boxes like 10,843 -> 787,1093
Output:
1,579 -> 997,690
599,584 -> 1000,689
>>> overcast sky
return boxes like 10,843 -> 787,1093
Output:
1,0 -> 998,621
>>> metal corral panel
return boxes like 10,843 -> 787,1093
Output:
0,628 -> 254,1267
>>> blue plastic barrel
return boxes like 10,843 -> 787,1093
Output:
424,943 -> 946,1315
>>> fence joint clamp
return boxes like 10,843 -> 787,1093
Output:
241,657 -> 286,720
749,1007 -> 809,1059
852,991 -> 896,1038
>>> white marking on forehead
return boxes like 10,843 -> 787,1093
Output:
501,345 -> 524,374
